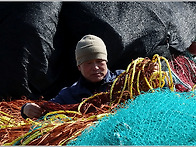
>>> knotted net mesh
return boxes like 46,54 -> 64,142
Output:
68,88 -> 196,146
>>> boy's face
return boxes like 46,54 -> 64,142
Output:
78,59 -> 108,83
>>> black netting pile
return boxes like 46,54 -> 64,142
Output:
0,2 -> 195,100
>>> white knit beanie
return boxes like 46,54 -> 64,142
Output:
75,35 -> 108,65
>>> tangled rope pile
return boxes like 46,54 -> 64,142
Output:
169,55 -> 196,92
0,54 -> 195,145
0,98 -> 47,145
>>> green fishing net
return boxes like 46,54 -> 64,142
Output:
68,88 -> 196,146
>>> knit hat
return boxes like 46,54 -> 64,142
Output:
75,35 -> 108,65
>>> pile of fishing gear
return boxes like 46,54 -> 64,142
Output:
0,54 -> 196,145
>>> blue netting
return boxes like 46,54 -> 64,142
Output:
68,88 -> 196,146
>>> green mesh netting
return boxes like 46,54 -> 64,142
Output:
68,88 -> 196,146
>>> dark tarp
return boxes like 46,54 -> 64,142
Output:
0,2 -> 62,99
0,2 -> 195,100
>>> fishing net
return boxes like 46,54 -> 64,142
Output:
0,54 -> 196,145
0,97 -> 47,145
169,54 -> 196,92
68,88 -> 196,146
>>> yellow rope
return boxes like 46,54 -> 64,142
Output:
151,54 -> 174,91
26,118 -> 40,125
141,61 -> 154,92
117,72 -> 129,104
0,115 -> 29,129
0,111 -> 13,118
78,92 -> 108,114
110,54 -> 174,103
22,126 -> 55,145
109,71 -> 126,105
152,54 -> 163,87
192,84 -> 196,91
44,110 -> 81,122
129,58 -> 145,98
136,70 -> 141,95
